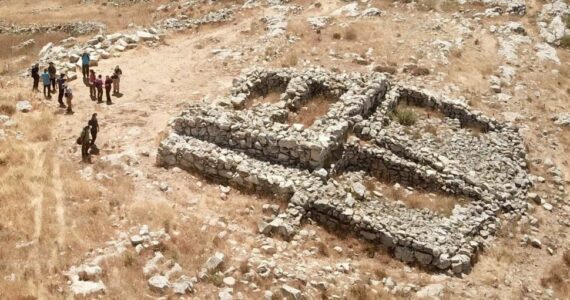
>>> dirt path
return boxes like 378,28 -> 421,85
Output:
30,147 -> 49,299
52,159 -> 66,253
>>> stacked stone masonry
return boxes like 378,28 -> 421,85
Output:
157,67 -> 532,274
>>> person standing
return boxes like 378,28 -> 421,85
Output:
64,85 -> 74,114
88,113 -> 99,147
48,62 -> 57,92
89,70 -> 96,100
56,73 -> 67,108
80,125 -> 91,163
81,52 -> 90,78
41,69 -> 51,98
112,65 -> 122,94
95,75 -> 103,103
105,75 -> 113,105
31,63 -> 40,92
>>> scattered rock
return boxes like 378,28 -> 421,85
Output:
416,284 -> 445,299
203,252 -> 225,272
16,101 -> 32,113
281,284 -> 302,300
148,275 -> 170,292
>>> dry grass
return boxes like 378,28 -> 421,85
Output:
244,91 -> 282,108
344,27 -> 358,41
0,0 -> 171,32
540,249 -> 570,298
0,33 -> 69,75
367,178 -> 461,216
561,35 -> 570,49
281,51 -> 299,67
287,96 -> 333,128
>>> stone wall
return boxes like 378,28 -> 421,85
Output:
157,67 -> 532,274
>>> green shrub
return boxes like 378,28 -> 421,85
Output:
561,35 -> 570,49
395,109 -> 417,126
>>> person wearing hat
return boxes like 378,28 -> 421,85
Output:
81,52 -> 90,78
56,73 -> 67,108
48,62 -> 57,92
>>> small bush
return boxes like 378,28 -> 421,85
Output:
332,32 -> 341,40
395,109 -> 417,126
560,35 -> 570,49
281,52 -> 298,67
123,252 -> 135,267
0,104 -> 15,116
208,272 -> 224,287
564,15 -> 570,29
424,124 -> 438,135
403,65 -> 430,76
373,65 -> 396,74
344,28 -> 357,41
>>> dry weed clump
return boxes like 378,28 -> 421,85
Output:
373,65 -> 397,74
394,108 -> 417,126
540,249 -> 570,297
376,181 -> 459,216
344,27 -> 358,41
560,35 -> 570,49
244,91 -> 282,108
281,52 -> 299,67
287,96 -> 333,127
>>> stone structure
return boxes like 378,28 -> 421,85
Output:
157,68 -> 532,274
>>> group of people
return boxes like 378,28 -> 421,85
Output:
87,66 -> 122,105
30,52 -> 124,163
32,62 -> 74,114
81,52 -> 123,104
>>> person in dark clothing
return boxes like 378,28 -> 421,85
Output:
31,64 -> 40,92
48,62 -> 57,92
81,52 -> 90,78
105,75 -> 113,105
41,69 -> 51,98
56,74 -> 67,108
89,70 -> 96,99
88,113 -> 99,147
80,126 -> 92,163
95,75 -> 104,103
112,65 -> 122,94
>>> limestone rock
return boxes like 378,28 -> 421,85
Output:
16,101 -> 32,113
148,275 -> 170,292
203,252 -> 225,272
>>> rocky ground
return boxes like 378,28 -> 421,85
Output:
0,0 -> 569,299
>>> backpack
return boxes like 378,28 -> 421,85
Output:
76,128 -> 86,145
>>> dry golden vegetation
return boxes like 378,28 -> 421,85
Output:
364,177 -> 462,216
0,0 -> 172,32
244,91 -> 282,108
540,250 -> 570,298
0,32 -> 69,75
287,96 -> 333,127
